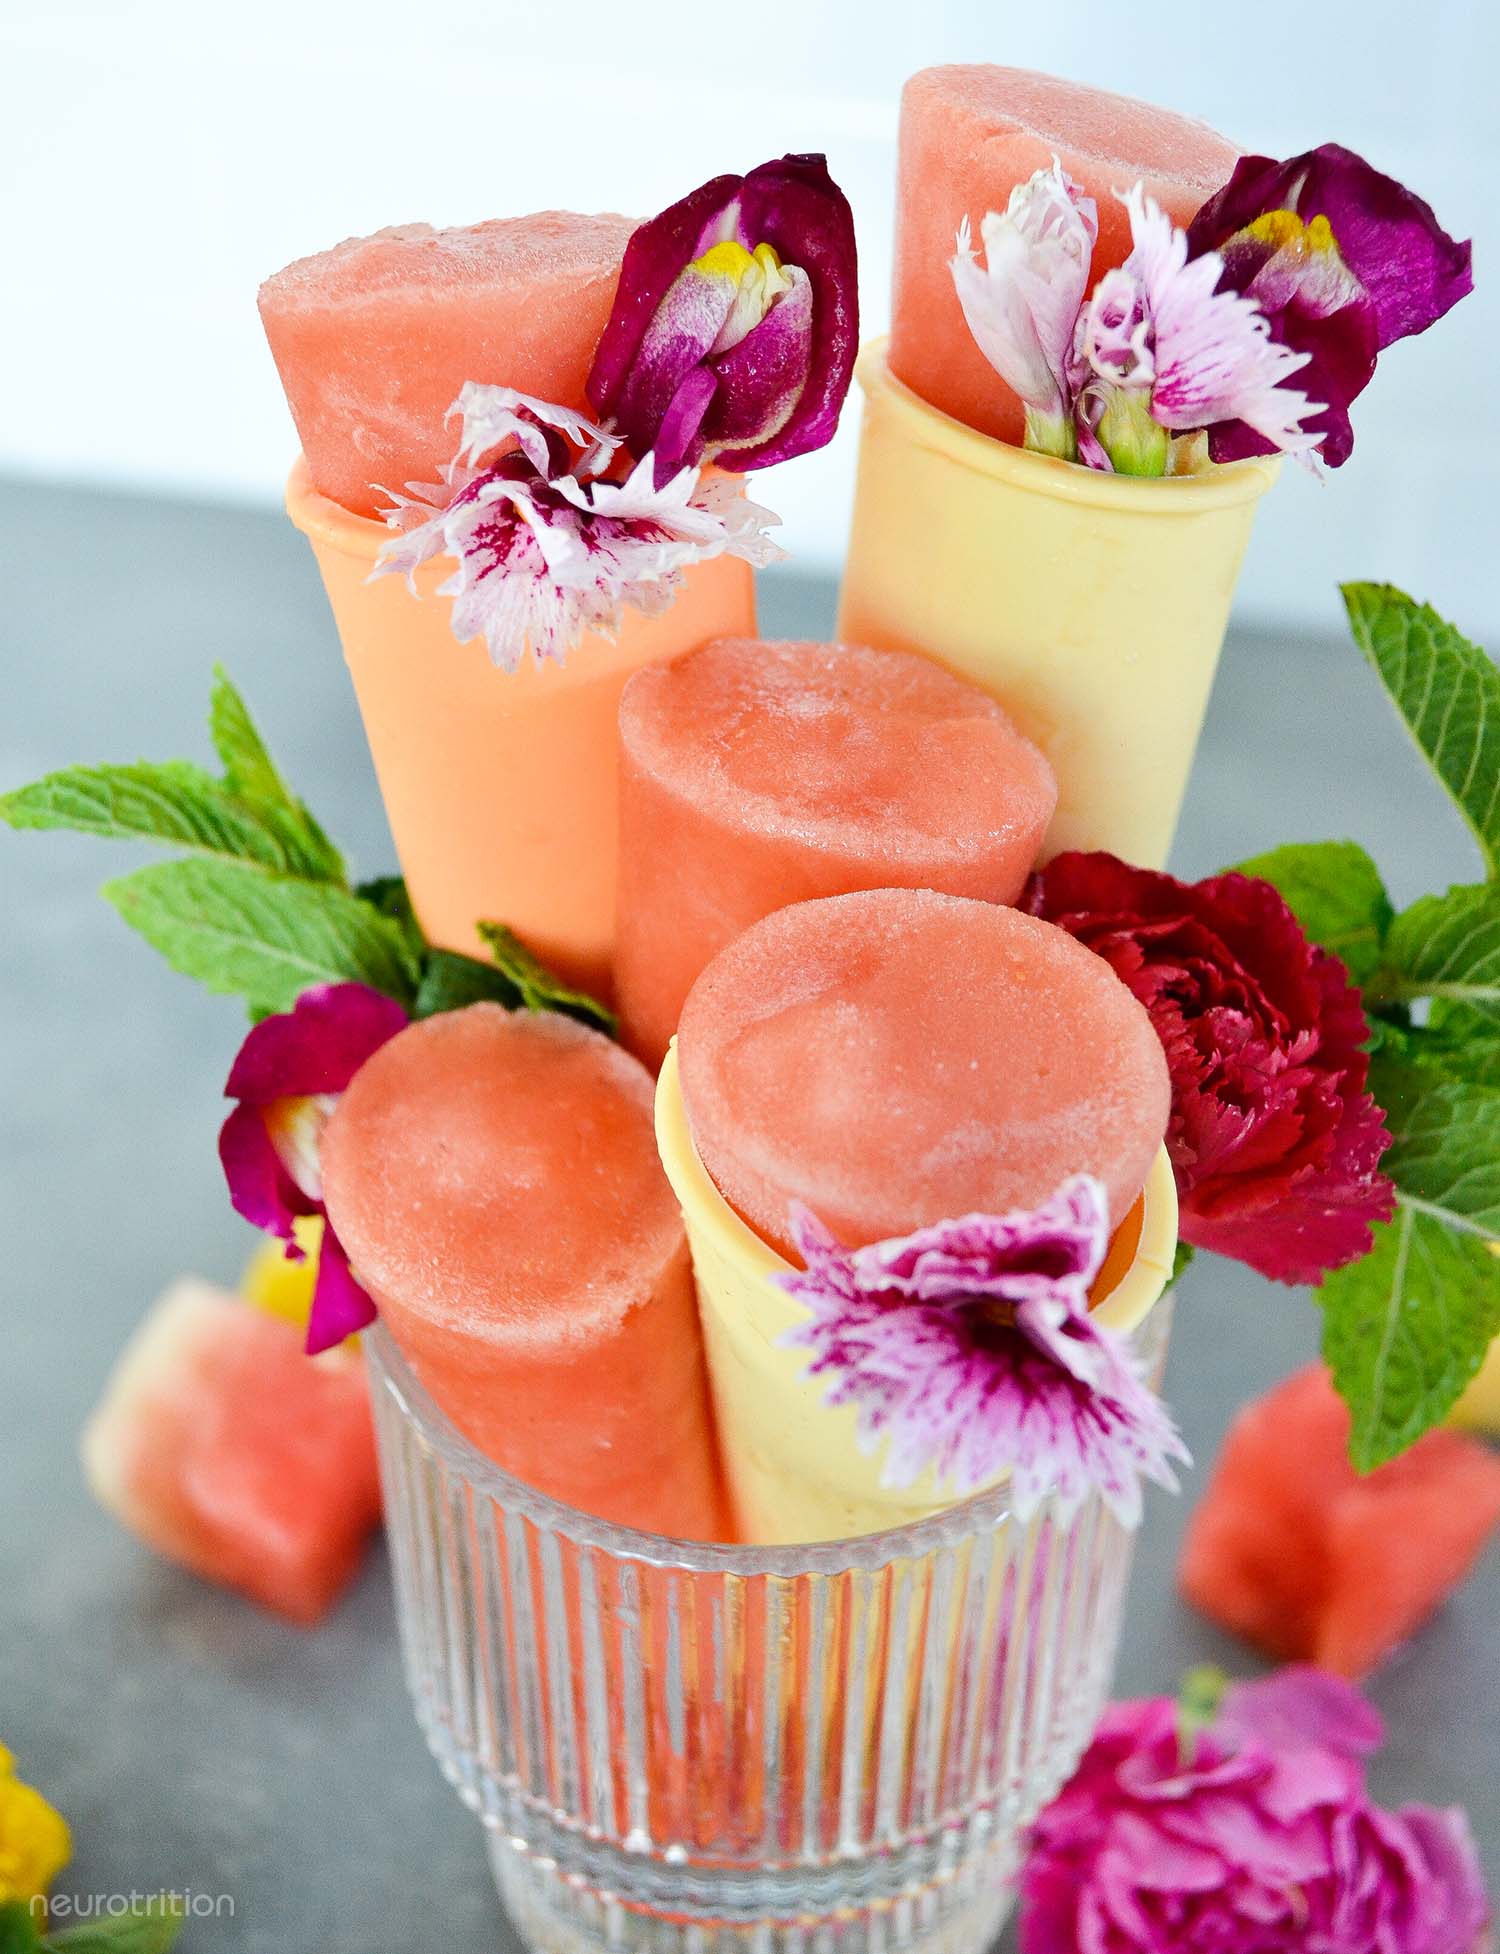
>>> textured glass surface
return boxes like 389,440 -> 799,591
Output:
367,1298 -> 1173,1954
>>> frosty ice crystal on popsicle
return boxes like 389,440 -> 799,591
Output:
614,636 -> 1056,1066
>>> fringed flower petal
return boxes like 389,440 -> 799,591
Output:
372,386 -> 784,673
776,1178 -> 1188,1527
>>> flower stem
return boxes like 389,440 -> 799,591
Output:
1023,407 -> 1078,464
1094,386 -> 1170,478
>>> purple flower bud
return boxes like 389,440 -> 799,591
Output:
588,155 -> 858,487
219,983 -> 408,1353
1187,144 -> 1472,466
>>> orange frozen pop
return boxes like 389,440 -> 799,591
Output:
677,887 -> 1169,1260
890,66 -> 1238,445
260,211 -> 636,515
321,1003 -> 731,1541
615,637 -> 1056,1068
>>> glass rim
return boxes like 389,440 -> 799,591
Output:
366,1320 -> 1091,1576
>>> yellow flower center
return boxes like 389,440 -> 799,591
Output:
1246,208 -> 1339,258
691,239 -> 794,356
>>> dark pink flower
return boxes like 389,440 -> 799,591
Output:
1186,145 -> 1472,465
777,1177 -> 1187,1526
588,155 -> 858,487
1025,854 -> 1394,1285
1021,1666 -> 1491,1954
219,983 -> 408,1353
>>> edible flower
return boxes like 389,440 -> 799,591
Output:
1020,1665 -> 1492,1954
588,154 -> 858,486
1187,144 -> 1473,465
1026,854 -> 1394,1284
776,1177 -> 1187,1527
373,384 -> 783,671
219,983 -> 408,1354
0,1744 -> 71,1924
950,162 -> 1098,459
1075,185 -> 1323,475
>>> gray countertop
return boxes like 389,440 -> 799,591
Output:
2,478 -> 1495,1949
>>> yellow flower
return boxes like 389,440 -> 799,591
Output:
0,1744 -> 72,1917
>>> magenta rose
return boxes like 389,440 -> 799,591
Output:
1024,853 -> 1393,1284
1020,1667 -> 1491,1954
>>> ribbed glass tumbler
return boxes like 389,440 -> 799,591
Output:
366,1299 -> 1173,1954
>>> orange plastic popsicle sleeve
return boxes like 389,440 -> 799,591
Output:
890,65 -> 1239,443
676,886 -> 1171,1260
287,463 -> 756,998
321,1004 -> 733,1542
614,636 -> 1056,1068
259,211 -> 638,516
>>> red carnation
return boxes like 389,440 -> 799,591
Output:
1025,853 -> 1394,1285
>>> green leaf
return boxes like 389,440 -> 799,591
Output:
44,1896 -> 185,1953
1379,1075 -> 1500,1241
1175,1663 -> 1227,1764
413,948 -> 523,1019
354,876 -> 427,962
0,762 -> 331,879
1235,839 -> 1393,988
476,922 -> 617,1034
208,666 -> 344,882
1343,584 -> 1500,875
1383,882 -> 1500,1028
1169,1240 -> 1196,1288
103,859 -> 420,1016
1318,1203 -> 1500,1469
0,1902 -> 43,1953
1424,1001 -> 1500,1086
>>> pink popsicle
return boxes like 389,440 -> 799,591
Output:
890,66 -> 1239,445
259,211 -> 636,516
677,887 -> 1170,1260
615,637 -> 1056,1069
321,1003 -> 731,1541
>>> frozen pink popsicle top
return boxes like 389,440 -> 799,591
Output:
260,210 -> 636,516
677,887 -> 1170,1259
620,636 -> 1056,880
890,65 -> 1239,445
322,1003 -> 682,1350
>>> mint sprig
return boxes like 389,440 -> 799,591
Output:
1234,586 -> 1500,1465
2,669 -> 610,1033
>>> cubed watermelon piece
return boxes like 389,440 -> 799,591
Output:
82,1280 -> 382,1624
259,211 -> 636,516
1180,1363 -> 1500,1678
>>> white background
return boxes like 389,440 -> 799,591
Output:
2,0 -> 1494,642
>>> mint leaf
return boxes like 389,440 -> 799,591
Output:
1169,1240 -> 1196,1288
0,1902 -> 43,1953
1319,1203 -> 1500,1469
1425,1001 -> 1500,1086
44,1896 -> 185,1953
1343,584 -> 1500,875
103,859 -> 419,1015
1236,839 -> 1393,988
1383,883 -> 1500,1028
354,875 -> 428,961
1379,1076 -> 1500,1241
476,922 -> 617,1034
209,666 -> 343,882
0,762 -> 332,879
414,948 -> 523,1018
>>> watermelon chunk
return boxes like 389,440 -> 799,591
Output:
1180,1363 -> 1500,1678
82,1280 -> 382,1624
259,211 -> 636,516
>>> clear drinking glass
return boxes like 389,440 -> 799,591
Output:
366,1297 -> 1173,1954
